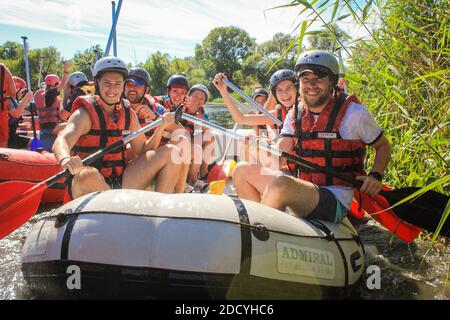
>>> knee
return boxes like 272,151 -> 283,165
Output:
266,175 -> 292,196
232,162 -> 251,184
77,167 -> 103,184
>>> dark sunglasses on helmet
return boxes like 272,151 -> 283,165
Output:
297,65 -> 332,78
125,77 -> 146,87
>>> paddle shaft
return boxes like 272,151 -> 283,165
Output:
222,79 -> 283,127
219,122 -> 238,165
181,113 -> 367,187
21,36 -> 39,140
105,0 -> 122,56
111,1 -> 118,57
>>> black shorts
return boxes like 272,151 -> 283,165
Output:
308,187 -> 349,223
8,134 -> 29,149
66,174 -> 122,201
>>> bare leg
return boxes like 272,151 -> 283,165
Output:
261,175 -> 319,218
71,167 -> 111,199
123,144 -> 181,193
232,162 -> 278,203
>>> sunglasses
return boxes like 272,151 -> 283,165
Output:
125,77 -> 146,87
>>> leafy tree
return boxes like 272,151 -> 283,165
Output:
196,27 -> 256,80
72,45 -> 103,79
0,41 -> 21,60
258,33 -> 298,62
170,57 -> 191,75
143,51 -> 171,96
307,24 -> 351,52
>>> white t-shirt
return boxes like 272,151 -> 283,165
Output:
281,102 -> 383,209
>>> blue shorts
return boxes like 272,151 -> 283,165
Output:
308,187 -> 349,223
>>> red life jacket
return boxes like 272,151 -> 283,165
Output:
292,93 -> 366,187
131,94 -> 160,138
158,95 -> 185,112
71,96 -> 131,179
0,64 -> 16,146
180,106 -> 206,137
274,104 -> 289,129
35,89 -> 60,126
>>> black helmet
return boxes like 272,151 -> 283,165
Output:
252,88 -> 269,100
167,74 -> 189,90
127,68 -> 152,87
269,69 -> 297,94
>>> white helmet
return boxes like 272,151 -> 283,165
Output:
295,50 -> 339,77
93,57 -> 128,78
68,72 -> 88,87
188,84 -> 210,102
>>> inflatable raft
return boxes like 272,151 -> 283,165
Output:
0,148 -> 64,204
22,190 -> 365,299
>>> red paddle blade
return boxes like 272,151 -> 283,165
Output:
207,163 -> 228,184
351,187 -> 422,243
0,181 -> 47,239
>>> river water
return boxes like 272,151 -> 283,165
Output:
0,105 -> 448,300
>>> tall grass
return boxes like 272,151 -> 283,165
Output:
271,0 -> 449,236
272,0 -> 449,190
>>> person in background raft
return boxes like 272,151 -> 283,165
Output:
232,50 -> 392,224
34,61 -> 70,151
7,76 -> 34,149
53,57 -> 182,200
0,63 -> 17,147
60,71 -> 95,121
250,88 -> 269,137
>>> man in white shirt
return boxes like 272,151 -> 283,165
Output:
232,50 -> 392,223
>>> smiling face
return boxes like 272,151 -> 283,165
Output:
254,95 -> 268,106
299,72 -> 334,109
124,79 -> 147,104
188,89 -> 207,111
274,79 -> 297,108
168,87 -> 187,106
98,71 -> 125,106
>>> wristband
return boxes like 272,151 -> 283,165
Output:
59,156 -> 71,165
368,172 -> 383,182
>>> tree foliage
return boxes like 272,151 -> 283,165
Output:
195,27 -> 256,80
72,45 -> 103,79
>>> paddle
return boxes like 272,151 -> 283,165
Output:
180,113 -> 450,237
0,107 -> 183,239
207,122 -> 238,183
222,78 -> 283,127
21,36 -> 43,151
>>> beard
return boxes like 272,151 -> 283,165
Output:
301,85 -> 334,109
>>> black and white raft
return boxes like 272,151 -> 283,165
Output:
21,190 -> 365,299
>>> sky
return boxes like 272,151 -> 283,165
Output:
0,0 -> 369,64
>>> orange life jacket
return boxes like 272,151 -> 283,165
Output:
71,96 -> 131,179
34,89 -> 60,126
292,93 -> 366,187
